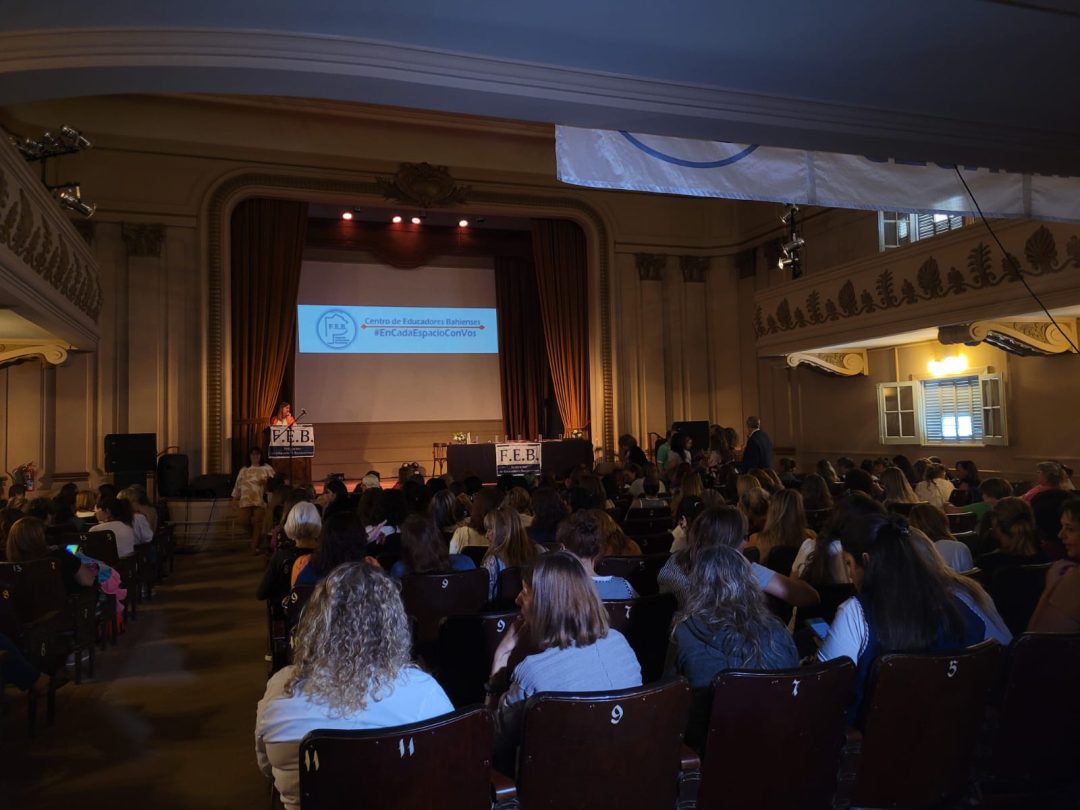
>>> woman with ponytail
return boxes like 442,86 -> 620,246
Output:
817,512 -> 987,724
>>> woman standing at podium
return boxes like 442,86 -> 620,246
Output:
271,402 -> 297,427
233,447 -> 276,553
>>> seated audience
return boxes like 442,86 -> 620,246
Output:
293,512 -> 374,587
659,505 -> 820,610
488,552 -> 642,773
118,487 -> 154,546
256,562 -> 454,810
390,515 -> 475,579
891,454 -> 919,487
978,496 -> 1045,578
480,507 -> 543,600
949,476 -> 1011,556
667,543 -> 799,749
428,489 -> 466,544
449,487 -> 504,554
88,495 -> 138,558
881,467 -> 919,506
747,489 -> 813,571
1021,460 -> 1070,504
257,501 -> 321,602
629,474 -> 667,510
907,504 -> 974,572
915,463 -> 955,509
799,472 -> 834,513
735,474 -> 759,500
671,471 -> 704,514
794,493 -> 884,586
5,516 -> 95,592
816,459 -> 840,484
628,464 -> 667,497
844,468 -> 877,499
618,433 -> 649,467
779,457 -> 800,488
557,510 -> 637,599
74,489 -> 97,527
908,529 -> 1012,646
670,496 -> 706,554
738,487 -> 770,536
953,460 -> 981,504
817,513 -> 987,724
526,487 -> 568,545
1028,498 -> 1080,633
1030,487 -> 1073,560
504,486 -> 534,527
596,510 -> 642,557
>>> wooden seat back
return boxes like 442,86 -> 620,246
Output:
697,659 -> 856,810
990,563 -> 1052,636
299,707 -> 494,810
990,632 -> 1080,786
517,679 -> 691,810
603,593 -> 677,682
402,568 -> 489,643
852,640 -> 1002,808
595,553 -> 668,596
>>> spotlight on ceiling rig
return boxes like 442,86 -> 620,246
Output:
52,184 -> 96,217
11,125 -> 93,161
777,204 -> 803,278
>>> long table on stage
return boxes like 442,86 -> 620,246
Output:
446,439 -> 594,482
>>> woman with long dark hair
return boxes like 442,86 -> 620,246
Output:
389,515 -> 475,579
817,513 -> 986,723
293,512 -> 374,587
668,543 -> 798,748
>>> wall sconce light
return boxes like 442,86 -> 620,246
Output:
928,354 -> 968,377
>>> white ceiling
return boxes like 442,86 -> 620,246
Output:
0,1 -> 1077,174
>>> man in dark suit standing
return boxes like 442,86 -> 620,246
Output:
741,416 -> 774,472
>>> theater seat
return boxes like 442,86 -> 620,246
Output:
401,568 -> 489,644
513,679 -> 693,810
848,640 -> 1001,808
595,554 -> 667,596
986,633 -> 1080,792
989,563 -> 1052,636
697,659 -> 856,810
436,610 -> 520,707
603,593 -> 677,683
298,707 -> 503,810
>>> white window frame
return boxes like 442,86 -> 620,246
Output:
876,373 -> 1007,447
878,211 -> 967,251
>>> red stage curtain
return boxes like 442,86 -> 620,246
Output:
531,219 -> 590,434
230,198 -> 309,472
495,255 -> 549,439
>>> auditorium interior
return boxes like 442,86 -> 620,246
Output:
0,4 -> 1078,810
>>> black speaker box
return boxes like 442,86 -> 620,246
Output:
104,433 -> 157,472
158,454 -> 189,498
671,420 -> 710,457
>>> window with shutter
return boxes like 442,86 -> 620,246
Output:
877,381 -> 919,445
920,374 -> 1007,446
879,211 -> 966,251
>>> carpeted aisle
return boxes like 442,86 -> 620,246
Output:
0,548 -> 270,810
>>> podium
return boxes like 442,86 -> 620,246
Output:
265,423 -> 315,485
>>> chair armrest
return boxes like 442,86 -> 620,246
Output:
491,769 -> 518,801
679,743 -> 701,772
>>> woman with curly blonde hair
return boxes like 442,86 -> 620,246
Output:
255,562 -> 453,810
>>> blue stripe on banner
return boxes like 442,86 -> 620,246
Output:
619,131 -> 759,169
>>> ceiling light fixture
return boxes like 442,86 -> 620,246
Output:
341,211 -> 353,221
410,216 -> 422,225
458,219 -> 469,228
391,215 -> 403,224
928,354 -> 968,377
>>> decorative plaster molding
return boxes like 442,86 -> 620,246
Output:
755,225 -> 1079,340
73,219 -> 95,246
679,255 -> 709,283
0,146 -> 103,322
121,223 -> 165,257
205,173 -> 614,473
939,318 -> 1078,356
375,163 -> 471,209
0,340 -> 70,366
786,350 -> 868,376
0,28 -> 1074,174
635,253 -> 665,281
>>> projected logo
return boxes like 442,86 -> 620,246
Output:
316,309 -> 357,349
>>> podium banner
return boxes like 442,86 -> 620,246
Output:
268,423 -> 315,458
495,442 -> 542,476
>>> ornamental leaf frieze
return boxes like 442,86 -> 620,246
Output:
0,163 -> 102,321
754,225 -> 1076,338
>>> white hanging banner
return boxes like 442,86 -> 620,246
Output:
555,126 -> 1080,224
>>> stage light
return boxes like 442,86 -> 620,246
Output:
780,205 -> 799,226
781,235 -> 805,253
391,215 -> 403,224
411,216 -> 422,225
341,211 -> 353,221
11,124 -> 92,162
458,219 -> 469,228
53,184 -> 96,217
